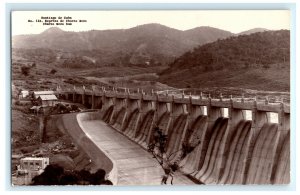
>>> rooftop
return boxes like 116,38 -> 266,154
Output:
33,91 -> 54,95
21,157 -> 49,161
38,94 -> 58,101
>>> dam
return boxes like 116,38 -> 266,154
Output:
54,86 -> 290,185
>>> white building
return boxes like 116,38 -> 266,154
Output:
17,157 -> 49,178
37,94 -> 58,107
33,91 -> 55,99
20,90 -> 29,98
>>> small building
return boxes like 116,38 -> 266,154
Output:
16,157 -> 50,182
19,157 -> 49,171
37,94 -> 58,107
33,91 -> 55,99
19,90 -> 29,99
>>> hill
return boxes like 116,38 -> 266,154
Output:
237,28 -> 268,35
12,24 -> 233,66
159,30 -> 290,91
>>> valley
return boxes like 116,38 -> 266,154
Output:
11,24 -> 290,185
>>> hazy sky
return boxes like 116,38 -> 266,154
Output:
12,10 -> 290,35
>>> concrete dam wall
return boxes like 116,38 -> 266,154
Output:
56,87 -> 290,184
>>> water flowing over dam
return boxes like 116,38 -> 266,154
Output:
55,86 -> 290,185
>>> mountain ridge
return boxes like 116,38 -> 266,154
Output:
12,24 -> 234,66
237,28 -> 269,35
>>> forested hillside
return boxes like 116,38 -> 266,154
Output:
159,30 -> 290,91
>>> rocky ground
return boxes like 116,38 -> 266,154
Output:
11,100 -> 83,185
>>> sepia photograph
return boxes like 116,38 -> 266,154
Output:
11,10 -> 290,186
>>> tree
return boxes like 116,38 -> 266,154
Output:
90,169 -> 106,185
59,172 -> 79,185
31,164 -> 113,185
31,164 -> 64,185
50,69 -> 57,74
263,64 -> 270,69
21,66 -> 30,76
147,126 -> 200,185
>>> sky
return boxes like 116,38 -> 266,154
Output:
12,10 -> 290,35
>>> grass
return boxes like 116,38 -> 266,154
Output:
11,109 -> 40,153
12,48 -> 290,97
71,64 -> 168,78
159,66 -> 290,92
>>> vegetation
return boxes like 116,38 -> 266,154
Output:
62,57 -> 95,69
21,66 -> 31,76
12,109 -> 40,151
31,164 -> 112,185
147,126 -> 200,185
159,30 -> 290,91
162,30 -> 289,73
50,69 -> 57,74
12,48 -> 56,64
12,24 -> 233,66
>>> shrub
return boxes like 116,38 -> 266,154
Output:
263,64 -> 270,69
31,165 -> 113,185
50,69 -> 57,74
21,66 -> 30,76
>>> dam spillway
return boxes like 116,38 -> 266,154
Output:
56,87 -> 290,185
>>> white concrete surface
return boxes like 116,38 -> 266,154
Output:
79,119 -> 195,185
